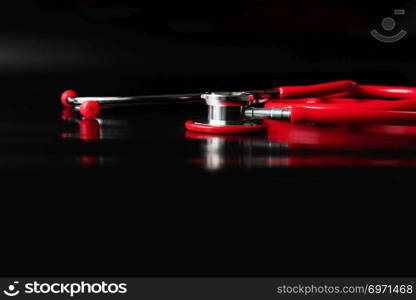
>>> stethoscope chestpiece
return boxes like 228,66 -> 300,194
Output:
185,92 -> 267,134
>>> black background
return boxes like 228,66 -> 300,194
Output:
1,0 -> 415,277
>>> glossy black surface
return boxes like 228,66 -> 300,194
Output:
2,0 -> 415,277
1,74 -> 414,277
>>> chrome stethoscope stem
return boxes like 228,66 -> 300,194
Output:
68,93 -> 203,106
244,107 -> 291,121
63,88 -> 280,119
67,90 -> 278,106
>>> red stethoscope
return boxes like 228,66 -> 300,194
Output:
60,80 -> 416,134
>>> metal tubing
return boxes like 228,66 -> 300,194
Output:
244,107 -> 291,121
68,93 -> 203,106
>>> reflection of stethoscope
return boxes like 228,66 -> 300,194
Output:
61,108 -> 132,141
61,104 -> 416,169
186,123 -> 416,169
61,80 -> 416,134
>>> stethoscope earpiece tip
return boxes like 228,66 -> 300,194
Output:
79,101 -> 100,119
61,89 -> 78,107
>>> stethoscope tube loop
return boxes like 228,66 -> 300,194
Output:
245,106 -> 416,126
290,107 -> 416,126
350,85 -> 416,99
278,80 -> 357,98
265,98 -> 416,111
244,107 -> 416,125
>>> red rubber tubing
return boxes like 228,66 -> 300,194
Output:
265,98 -> 416,111
277,80 -> 357,99
323,91 -> 352,98
329,98 -> 416,110
290,107 -> 416,125
350,85 -> 416,99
